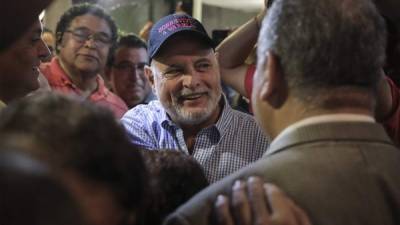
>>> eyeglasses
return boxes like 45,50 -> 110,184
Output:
113,63 -> 147,72
65,28 -> 112,47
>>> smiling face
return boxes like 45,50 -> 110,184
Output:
148,34 -> 222,126
0,19 -> 49,103
110,46 -> 151,108
58,14 -> 112,78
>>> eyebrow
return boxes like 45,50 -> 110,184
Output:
165,64 -> 184,69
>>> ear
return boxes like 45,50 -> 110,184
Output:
144,65 -> 156,90
214,51 -> 219,60
260,51 -> 287,108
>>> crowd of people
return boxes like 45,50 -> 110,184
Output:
1,0 -> 400,225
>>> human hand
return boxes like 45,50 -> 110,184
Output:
139,21 -> 153,41
213,177 -> 312,225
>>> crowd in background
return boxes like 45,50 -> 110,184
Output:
1,0 -> 400,225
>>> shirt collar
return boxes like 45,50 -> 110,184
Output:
51,57 -> 109,99
50,57 -> 75,88
271,113 -> 375,147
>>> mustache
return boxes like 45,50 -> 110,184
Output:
175,88 -> 209,98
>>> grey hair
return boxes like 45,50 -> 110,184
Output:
257,0 -> 386,103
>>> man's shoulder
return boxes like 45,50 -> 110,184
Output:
95,78 -> 128,110
120,101 -> 167,147
164,136 -> 400,225
225,106 -> 266,134
122,100 -> 165,123
127,100 -> 163,113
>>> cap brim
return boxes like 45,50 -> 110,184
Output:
0,0 -> 53,51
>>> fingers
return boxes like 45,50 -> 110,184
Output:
232,180 -> 252,225
214,195 -> 234,225
247,177 -> 270,225
212,177 -> 312,225
264,183 -> 312,225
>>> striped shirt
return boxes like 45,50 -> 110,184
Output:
121,98 -> 269,183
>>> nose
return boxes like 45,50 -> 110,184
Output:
182,68 -> 200,89
38,39 -> 51,62
129,68 -> 139,81
84,38 -> 98,49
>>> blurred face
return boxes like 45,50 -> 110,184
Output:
0,20 -> 49,103
110,47 -> 151,108
58,14 -> 112,77
62,172 -> 130,225
148,35 -> 222,126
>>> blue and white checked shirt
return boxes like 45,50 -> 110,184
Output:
121,99 -> 270,183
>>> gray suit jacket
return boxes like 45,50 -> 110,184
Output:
164,122 -> 400,225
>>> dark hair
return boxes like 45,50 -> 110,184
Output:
107,33 -> 147,67
140,150 -> 209,225
257,0 -> 386,107
0,151 -> 85,225
0,93 -> 147,214
55,3 -> 118,54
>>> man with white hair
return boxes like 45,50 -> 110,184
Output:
121,14 -> 269,183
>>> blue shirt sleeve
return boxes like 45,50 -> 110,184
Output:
120,106 -> 158,149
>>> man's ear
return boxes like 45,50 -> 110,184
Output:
260,51 -> 287,108
144,65 -> 155,90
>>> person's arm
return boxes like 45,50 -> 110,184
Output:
120,107 -> 158,149
213,177 -> 312,225
375,71 -> 393,121
216,2 -> 267,97
139,21 -> 154,42
376,72 -> 400,145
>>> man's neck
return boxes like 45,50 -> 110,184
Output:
58,58 -> 98,95
270,100 -> 374,140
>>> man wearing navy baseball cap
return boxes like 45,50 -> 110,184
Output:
121,13 -> 269,183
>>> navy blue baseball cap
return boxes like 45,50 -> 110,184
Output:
148,13 -> 215,59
